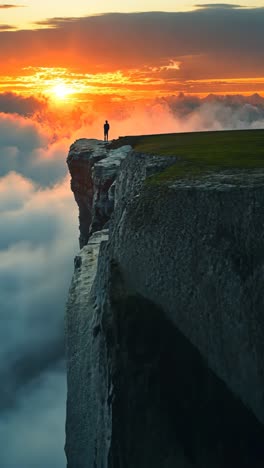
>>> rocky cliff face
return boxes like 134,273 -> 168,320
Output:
66,138 -> 264,468
67,139 -> 131,248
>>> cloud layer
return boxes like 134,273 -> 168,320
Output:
0,92 -> 47,116
0,111 -> 70,185
0,364 -> 66,468
0,113 -> 78,467
0,4 -> 24,9
1,7 -> 264,84
85,92 -> 264,135
161,93 -> 264,131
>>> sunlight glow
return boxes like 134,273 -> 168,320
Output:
1,67 -> 264,107
50,83 -> 75,101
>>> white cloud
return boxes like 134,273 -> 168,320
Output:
0,112 -> 68,185
0,163 -> 77,467
0,364 -> 66,468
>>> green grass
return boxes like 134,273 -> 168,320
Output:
132,129 -> 264,183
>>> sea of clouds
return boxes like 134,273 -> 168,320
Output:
0,91 -> 264,467
0,109 -> 78,467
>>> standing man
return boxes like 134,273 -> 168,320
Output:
104,120 -> 110,141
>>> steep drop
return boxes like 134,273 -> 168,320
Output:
66,137 -> 264,468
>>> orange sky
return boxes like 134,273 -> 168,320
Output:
3,66 -> 264,103
1,6 -> 264,114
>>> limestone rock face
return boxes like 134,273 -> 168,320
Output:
112,161 -> 264,423
67,138 -> 131,248
66,139 -> 264,468
65,230 -> 111,468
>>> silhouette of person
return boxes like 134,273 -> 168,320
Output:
104,120 -> 110,141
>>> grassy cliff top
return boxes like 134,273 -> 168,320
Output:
111,129 -> 264,182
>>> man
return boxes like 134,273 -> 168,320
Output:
104,120 -> 110,141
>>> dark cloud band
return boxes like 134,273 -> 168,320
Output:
0,92 -> 47,116
0,24 -> 16,30
0,3 -> 25,8
195,3 -> 243,8
0,8 -> 263,80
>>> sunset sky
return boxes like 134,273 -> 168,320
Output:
1,1 -> 264,118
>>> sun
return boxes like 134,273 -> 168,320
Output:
50,82 -> 74,101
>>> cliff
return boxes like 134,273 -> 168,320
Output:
65,132 -> 264,468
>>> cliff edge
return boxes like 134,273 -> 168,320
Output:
66,131 -> 264,468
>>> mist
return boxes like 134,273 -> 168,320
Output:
0,139 -> 78,467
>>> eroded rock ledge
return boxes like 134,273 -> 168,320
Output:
66,138 -> 264,468
67,139 -> 132,248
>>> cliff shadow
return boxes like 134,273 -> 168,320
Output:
106,293 -> 264,468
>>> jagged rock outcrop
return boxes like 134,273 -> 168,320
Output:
66,138 -> 264,468
67,139 -> 131,248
